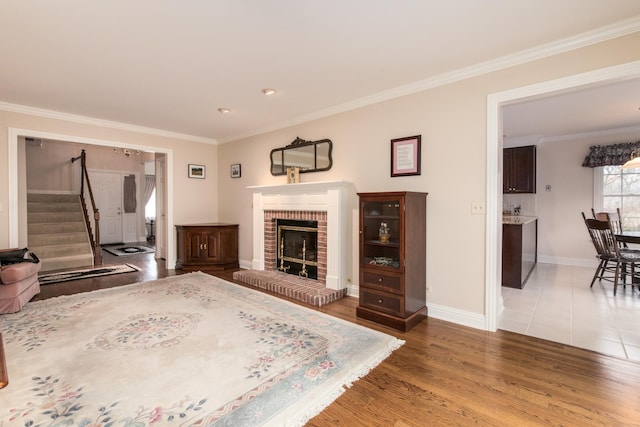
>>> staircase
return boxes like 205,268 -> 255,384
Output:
27,193 -> 95,272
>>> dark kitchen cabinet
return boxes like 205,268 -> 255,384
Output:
175,223 -> 239,271
502,219 -> 537,288
503,145 -> 536,193
356,192 -> 428,332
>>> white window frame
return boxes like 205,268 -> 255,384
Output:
593,167 -> 604,213
594,165 -> 640,231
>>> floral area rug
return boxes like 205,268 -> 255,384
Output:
0,272 -> 403,426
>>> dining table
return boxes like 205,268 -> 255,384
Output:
615,231 -> 640,245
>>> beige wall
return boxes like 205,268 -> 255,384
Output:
0,110 -> 219,264
25,138 -> 153,192
217,32 -> 640,316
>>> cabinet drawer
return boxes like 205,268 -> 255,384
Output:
359,288 -> 403,317
361,270 -> 402,293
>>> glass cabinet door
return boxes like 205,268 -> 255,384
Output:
360,198 -> 401,269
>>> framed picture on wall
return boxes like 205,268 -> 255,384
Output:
391,135 -> 421,177
188,164 -> 206,179
230,163 -> 241,178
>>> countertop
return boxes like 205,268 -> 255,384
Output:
502,215 -> 537,225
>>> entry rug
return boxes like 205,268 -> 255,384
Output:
38,264 -> 140,285
103,245 -> 155,256
0,272 -> 403,426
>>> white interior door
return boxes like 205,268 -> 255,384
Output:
90,171 -> 123,244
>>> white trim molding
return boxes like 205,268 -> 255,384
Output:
0,102 -> 216,145
7,128 -> 176,269
486,60 -> 640,332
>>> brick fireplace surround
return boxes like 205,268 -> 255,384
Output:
264,210 -> 327,282
248,181 -> 351,291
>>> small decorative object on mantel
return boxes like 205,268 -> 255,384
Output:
188,164 -> 206,179
230,163 -> 241,178
391,135 -> 421,177
286,166 -> 300,184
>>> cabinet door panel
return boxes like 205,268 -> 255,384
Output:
186,231 -> 203,261
503,146 -> 536,193
205,231 -> 221,262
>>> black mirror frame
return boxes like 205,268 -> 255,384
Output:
270,137 -> 333,176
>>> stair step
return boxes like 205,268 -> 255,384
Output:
28,202 -> 81,213
27,192 -> 94,274
40,254 -> 94,273
29,222 -> 87,234
28,212 -> 85,223
30,242 -> 93,259
27,193 -> 80,203
28,232 -> 89,246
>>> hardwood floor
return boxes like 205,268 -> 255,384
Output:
31,250 -> 640,426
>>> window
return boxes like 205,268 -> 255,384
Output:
145,188 -> 156,220
595,166 -> 640,231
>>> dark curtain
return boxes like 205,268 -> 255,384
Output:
123,175 -> 137,213
582,141 -> 640,168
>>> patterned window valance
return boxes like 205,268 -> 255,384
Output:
582,141 -> 640,168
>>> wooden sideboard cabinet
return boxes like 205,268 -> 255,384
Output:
175,223 -> 239,271
356,192 -> 428,332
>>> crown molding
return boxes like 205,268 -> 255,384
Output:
539,124 -> 640,144
0,101 -> 217,145
219,16 -> 640,144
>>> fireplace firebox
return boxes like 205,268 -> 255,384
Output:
276,219 -> 318,279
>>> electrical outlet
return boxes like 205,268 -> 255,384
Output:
471,202 -> 485,214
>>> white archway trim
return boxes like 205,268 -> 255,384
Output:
485,60 -> 640,331
7,128 -> 175,269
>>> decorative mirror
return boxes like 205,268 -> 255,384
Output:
270,137 -> 333,176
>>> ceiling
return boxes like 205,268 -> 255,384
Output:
502,78 -> 640,142
1,1 -> 640,143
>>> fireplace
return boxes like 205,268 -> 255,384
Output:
249,181 -> 351,291
264,210 -> 326,283
276,219 -> 318,279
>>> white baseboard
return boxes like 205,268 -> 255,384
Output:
426,303 -> 486,330
27,189 -> 75,194
537,255 -> 598,268
239,259 -> 253,270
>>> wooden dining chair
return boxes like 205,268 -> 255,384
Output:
582,213 -> 640,295
591,208 -> 626,247
592,207 -> 624,234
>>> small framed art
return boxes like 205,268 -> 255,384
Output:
230,163 -> 241,178
286,167 -> 299,184
391,135 -> 421,177
188,164 -> 206,179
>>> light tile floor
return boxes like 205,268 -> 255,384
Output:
499,263 -> 640,362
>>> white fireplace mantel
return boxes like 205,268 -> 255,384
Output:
248,181 -> 351,290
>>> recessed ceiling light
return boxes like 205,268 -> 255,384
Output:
218,107 -> 231,114
262,88 -> 277,96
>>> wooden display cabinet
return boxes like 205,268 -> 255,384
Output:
356,192 -> 428,332
175,223 -> 239,271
